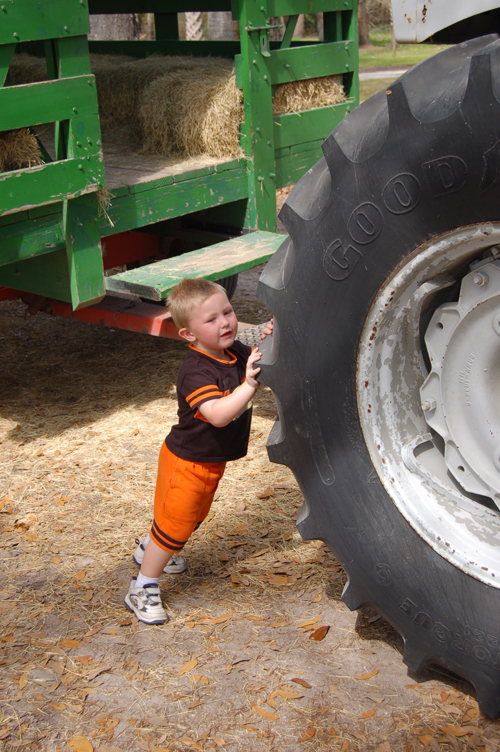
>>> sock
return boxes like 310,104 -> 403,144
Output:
135,571 -> 159,589
143,533 -> 151,548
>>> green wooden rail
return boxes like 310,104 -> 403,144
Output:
0,0 -> 90,46
268,0 -> 354,14
0,156 -> 103,216
0,76 -> 99,131
273,102 -> 352,150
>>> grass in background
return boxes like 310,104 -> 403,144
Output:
359,77 -> 394,102
358,27 -> 451,102
359,27 -> 449,69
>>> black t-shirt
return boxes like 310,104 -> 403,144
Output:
165,340 -> 253,463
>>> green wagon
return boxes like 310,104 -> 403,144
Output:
0,0 -> 358,334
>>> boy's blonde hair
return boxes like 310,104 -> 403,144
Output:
167,277 -> 228,329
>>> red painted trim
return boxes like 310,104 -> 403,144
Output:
101,231 -> 161,270
3,290 -> 257,344
50,295 -> 183,340
0,287 -> 20,302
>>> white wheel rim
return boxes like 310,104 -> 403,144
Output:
357,223 -> 500,587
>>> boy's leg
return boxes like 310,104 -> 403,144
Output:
149,447 -> 225,555
131,455 -> 223,580
125,539 -> 175,625
140,537 -> 174,579
125,446 -> 224,625
125,445 -> 178,625
132,533 -> 187,573
193,488 -> 220,532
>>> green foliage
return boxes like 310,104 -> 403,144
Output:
303,13 -> 318,36
366,0 -> 391,27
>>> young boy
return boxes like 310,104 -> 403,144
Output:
125,277 -> 265,624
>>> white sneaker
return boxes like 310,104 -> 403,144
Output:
132,537 -> 187,574
124,578 -> 168,625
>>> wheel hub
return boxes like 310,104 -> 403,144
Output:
357,224 -> 500,586
420,261 -> 500,505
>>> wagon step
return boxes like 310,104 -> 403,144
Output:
104,230 -> 285,301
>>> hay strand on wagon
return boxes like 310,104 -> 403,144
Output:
0,129 -> 43,173
273,75 -> 345,114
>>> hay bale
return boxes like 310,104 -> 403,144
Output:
4,53 -> 48,86
93,54 -> 236,151
140,68 -> 345,160
6,53 -> 346,161
140,64 -> 244,159
0,129 -> 43,172
273,75 -> 346,114
93,54 -> 172,132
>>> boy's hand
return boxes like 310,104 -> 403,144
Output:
246,347 -> 262,389
261,318 -> 273,339
198,347 -> 263,427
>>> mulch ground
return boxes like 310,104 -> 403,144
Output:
1,263 -> 500,752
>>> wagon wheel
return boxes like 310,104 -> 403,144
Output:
258,35 -> 500,715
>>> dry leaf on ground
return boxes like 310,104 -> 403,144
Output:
252,705 -> 279,720
273,688 -> 304,700
61,639 -> 82,649
355,670 -> 379,680
439,725 -> 475,737
360,708 -> 376,719
68,736 -> 93,752
298,727 -> 316,742
310,625 -> 329,641
292,678 -> 312,688
256,486 -> 274,498
298,617 -> 322,629
179,658 -> 198,676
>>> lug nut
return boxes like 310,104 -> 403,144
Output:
421,399 -> 437,412
473,271 -> 489,286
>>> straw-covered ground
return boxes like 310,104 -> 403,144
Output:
1,263 -> 500,751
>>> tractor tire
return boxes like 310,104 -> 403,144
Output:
257,35 -> 500,716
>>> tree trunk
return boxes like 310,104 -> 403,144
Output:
358,0 -> 371,47
89,14 -> 139,40
317,12 -> 324,41
269,16 -> 284,42
142,14 -> 155,40
207,12 -> 234,40
294,14 -> 305,39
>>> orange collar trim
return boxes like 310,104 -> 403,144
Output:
189,344 -> 237,364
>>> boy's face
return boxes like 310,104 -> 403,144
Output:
178,292 -> 238,356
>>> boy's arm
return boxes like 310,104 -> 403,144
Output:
198,348 -> 261,427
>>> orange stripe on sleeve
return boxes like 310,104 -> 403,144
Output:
186,384 -> 220,403
189,390 -> 222,406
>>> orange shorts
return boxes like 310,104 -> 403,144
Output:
151,443 -> 225,553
